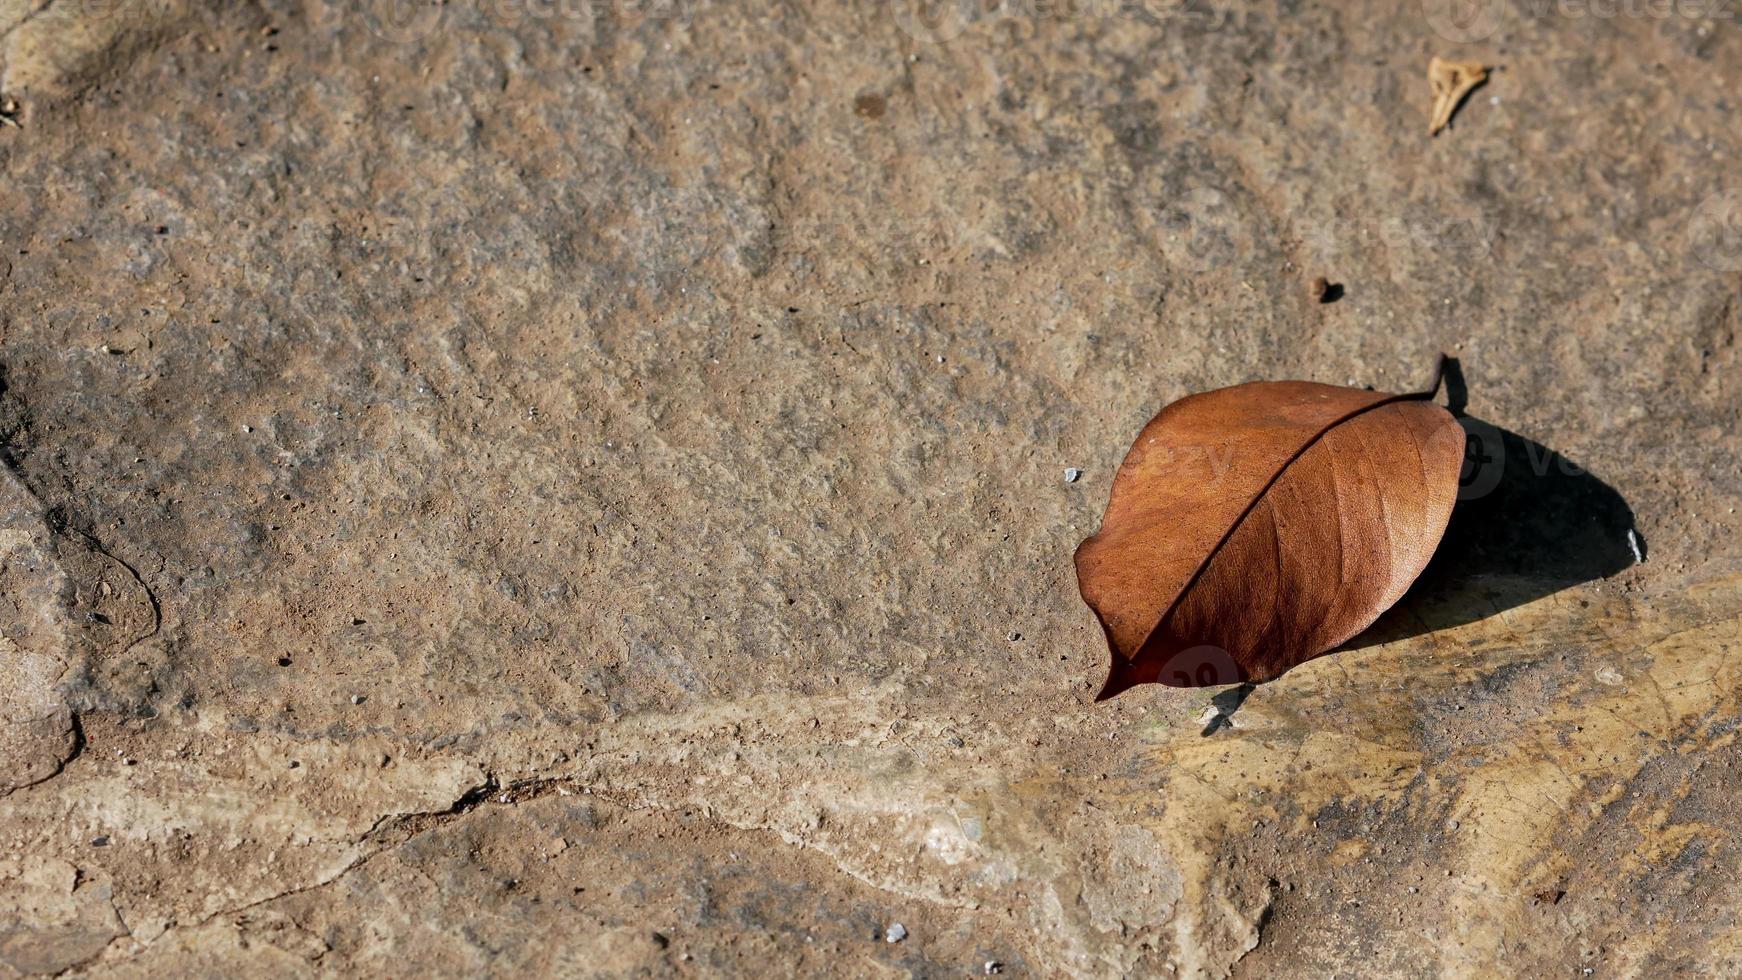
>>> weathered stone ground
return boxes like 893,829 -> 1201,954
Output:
1,0 -> 1740,975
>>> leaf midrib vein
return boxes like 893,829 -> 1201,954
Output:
1133,387 -> 1439,663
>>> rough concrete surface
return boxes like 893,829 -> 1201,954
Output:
1,0 -> 1740,975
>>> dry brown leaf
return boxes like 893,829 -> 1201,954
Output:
1075,361 -> 1464,698
1428,57 -> 1488,136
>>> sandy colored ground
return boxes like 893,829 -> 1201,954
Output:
1,0 -> 1740,975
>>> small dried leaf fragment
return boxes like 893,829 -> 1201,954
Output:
1075,365 -> 1464,697
1428,57 -> 1488,136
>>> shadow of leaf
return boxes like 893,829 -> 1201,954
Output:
1343,362 -> 1640,651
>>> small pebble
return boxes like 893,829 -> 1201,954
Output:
1063,468 -> 1081,483
985,962 -> 1003,975
885,922 -> 907,943
90,835 -> 110,847
1310,276 -> 1341,303
351,694 -> 366,705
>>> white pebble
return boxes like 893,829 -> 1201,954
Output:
1063,468 -> 1081,483
885,922 -> 907,943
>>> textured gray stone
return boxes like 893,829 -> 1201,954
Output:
0,0 -> 1739,975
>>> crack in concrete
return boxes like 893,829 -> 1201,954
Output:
41,859 -> 134,978
80,765 -> 992,970
0,357 -> 166,780
2,711 -> 85,798
64,772 -> 508,969
0,0 -> 56,49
